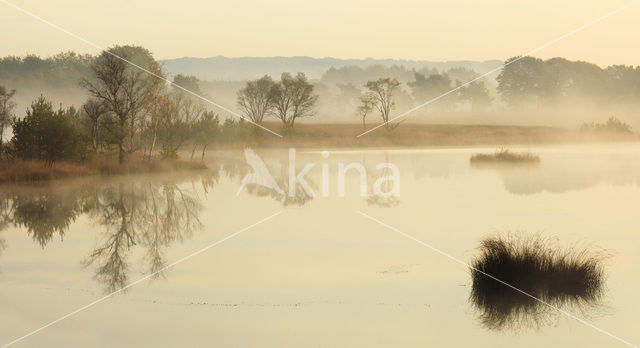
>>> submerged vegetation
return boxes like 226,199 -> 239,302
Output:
470,149 -> 540,164
470,235 -> 605,330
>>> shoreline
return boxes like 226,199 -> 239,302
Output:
0,157 -> 207,184
2,123 -> 638,184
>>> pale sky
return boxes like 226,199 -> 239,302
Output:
1,0 -> 639,66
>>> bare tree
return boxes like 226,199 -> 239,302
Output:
358,94 -> 375,128
269,73 -> 318,128
145,84 -> 170,161
82,98 -> 107,152
81,46 -> 163,163
0,86 -> 16,143
155,91 -> 204,159
237,75 -> 275,124
363,78 -> 400,130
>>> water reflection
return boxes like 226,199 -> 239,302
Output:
0,179 -> 206,292
0,152 -> 314,292
469,235 -> 605,330
470,154 -> 640,195
244,165 -> 315,207
82,182 -> 203,292
5,188 -> 88,247
365,154 -> 401,208
0,149 -> 330,291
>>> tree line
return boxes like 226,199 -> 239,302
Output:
0,46 -> 262,166
496,56 -> 640,109
2,49 -> 640,167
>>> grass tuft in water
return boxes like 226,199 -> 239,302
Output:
469,234 -> 605,330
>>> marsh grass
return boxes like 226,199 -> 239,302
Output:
470,235 -> 606,330
470,149 -> 540,165
0,156 -> 207,183
221,123 -> 639,148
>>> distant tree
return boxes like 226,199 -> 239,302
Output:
357,94 -> 375,128
172,74 -> 202,95
458,81 -> 492,112
445,67 -> 479,85
236,75 -> 275,124
496,56 -> 545,109
82,98 -> 107,152
321,65 -> 416,86
408,72 -> 453,112
0,53 -> 93,105
335,83 -> 361,107
496,56 -> 618,110
11,96 -> 88,166
363,78 -> 400,130
81,46 -> 164,163
0,86 -> 16,143
269,73 -> 318,129
537,57 -> 574,103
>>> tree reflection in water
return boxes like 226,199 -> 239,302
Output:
244,169 -> 314,207
365,154 -> 400,208
82,181 -> 204,292
242,158 -> 315,207
0,153 -> 316,292
0,196 -> 12,258
12,190 -> 87,248
0,177 -> 205,293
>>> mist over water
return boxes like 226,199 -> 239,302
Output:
0,147 -> 639,346
1,1 -> 640,346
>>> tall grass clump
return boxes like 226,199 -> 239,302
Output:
470,148 -> 540,164
470,234 -> 605,330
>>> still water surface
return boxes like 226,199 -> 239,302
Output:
0,145 -> 639,347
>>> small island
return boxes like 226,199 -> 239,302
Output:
470,149 -> 541,164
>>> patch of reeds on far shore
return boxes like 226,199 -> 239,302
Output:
470,148 -> 540,164
469,234 -> 606,330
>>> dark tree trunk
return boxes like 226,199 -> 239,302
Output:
201,143 -> 207,161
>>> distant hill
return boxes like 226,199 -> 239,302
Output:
159,56 -> 503,81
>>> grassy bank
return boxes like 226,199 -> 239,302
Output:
229,122 -> 640,148
0,157 -> 207,183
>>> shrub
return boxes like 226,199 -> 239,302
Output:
581,117 -> 632,133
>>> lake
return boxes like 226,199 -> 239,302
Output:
1,144 -> 639,347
